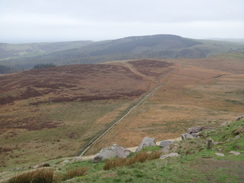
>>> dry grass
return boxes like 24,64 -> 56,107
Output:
103,151 -> 161,170
63,167 -> 89,180
7,169 -> 54,183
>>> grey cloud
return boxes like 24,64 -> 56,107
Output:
0,0 -> 243,42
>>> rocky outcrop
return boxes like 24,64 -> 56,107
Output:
181,133 -> 194,140
188,126 -> 204,134
93,144 -> 131,162
159,140 -> 172,148
136,137 -> 156,152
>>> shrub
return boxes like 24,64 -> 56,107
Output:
103,151 -> 161,170
63,167 -> 89,180
8,169 -> 54,183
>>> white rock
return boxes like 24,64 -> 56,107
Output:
160,153 -> 180,159
229,151 -> 241,155
215,153 -> 225,157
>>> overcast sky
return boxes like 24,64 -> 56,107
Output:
0,0 -> 244,43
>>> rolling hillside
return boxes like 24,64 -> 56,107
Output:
1,34 -> 244,70
0,55 -> 243,170
0,59 -> 174,168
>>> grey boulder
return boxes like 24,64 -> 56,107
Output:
136,137 -> 156,152
159,140 -> 172,148
188,126 -> 204,134
93,144 -> 131,162
181,133 -> 194,140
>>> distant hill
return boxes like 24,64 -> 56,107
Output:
0,40 -> 93,59
1,34 -> 244,70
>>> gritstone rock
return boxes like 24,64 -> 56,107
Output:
159,140 -> 172,148
93,144 -> 131,162
181,133 -> 194,140
136,137 -> 156,152
160,153 -> 180,159
229,151 -> 241,155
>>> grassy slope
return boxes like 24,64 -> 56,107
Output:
3,119 -> 243,183
60,119 -> 244,183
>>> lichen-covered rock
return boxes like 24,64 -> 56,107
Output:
135,137 -> 156,152
188,126 -> 204,134
160,153 -> 179,159
229,151 -> 241,155
215,153 -> 225,157
181,133 -> 194,140
93,144 -> 131,162
159,140 -> 172,148
160,145 -> 171,154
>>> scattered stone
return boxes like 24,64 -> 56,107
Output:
135,137 -> 156,152
160,145 -> 170,154
160,153 -> 180,159
236,115 -> 244,121
217,147 -> 223,152
207,137 -> 214,150
232,126 -> 244,135
159,140 -> 172,148
220,121 -> 230,127
215,153 -> 225,157
229,151 -> 241,155
225,139 -> 230,143
188,126 -> 203,134
191,132 -> 200,138
32,165 -> 39,169
93,144 -> 131,162
214,141 -> 219,145
181,133 -> 194,140
233,135 -> 240,140
62,160 -> 70,163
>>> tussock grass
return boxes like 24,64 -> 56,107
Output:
63,167 -> 89,180
8,169 -> 54,183
103,151 -> 161,170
